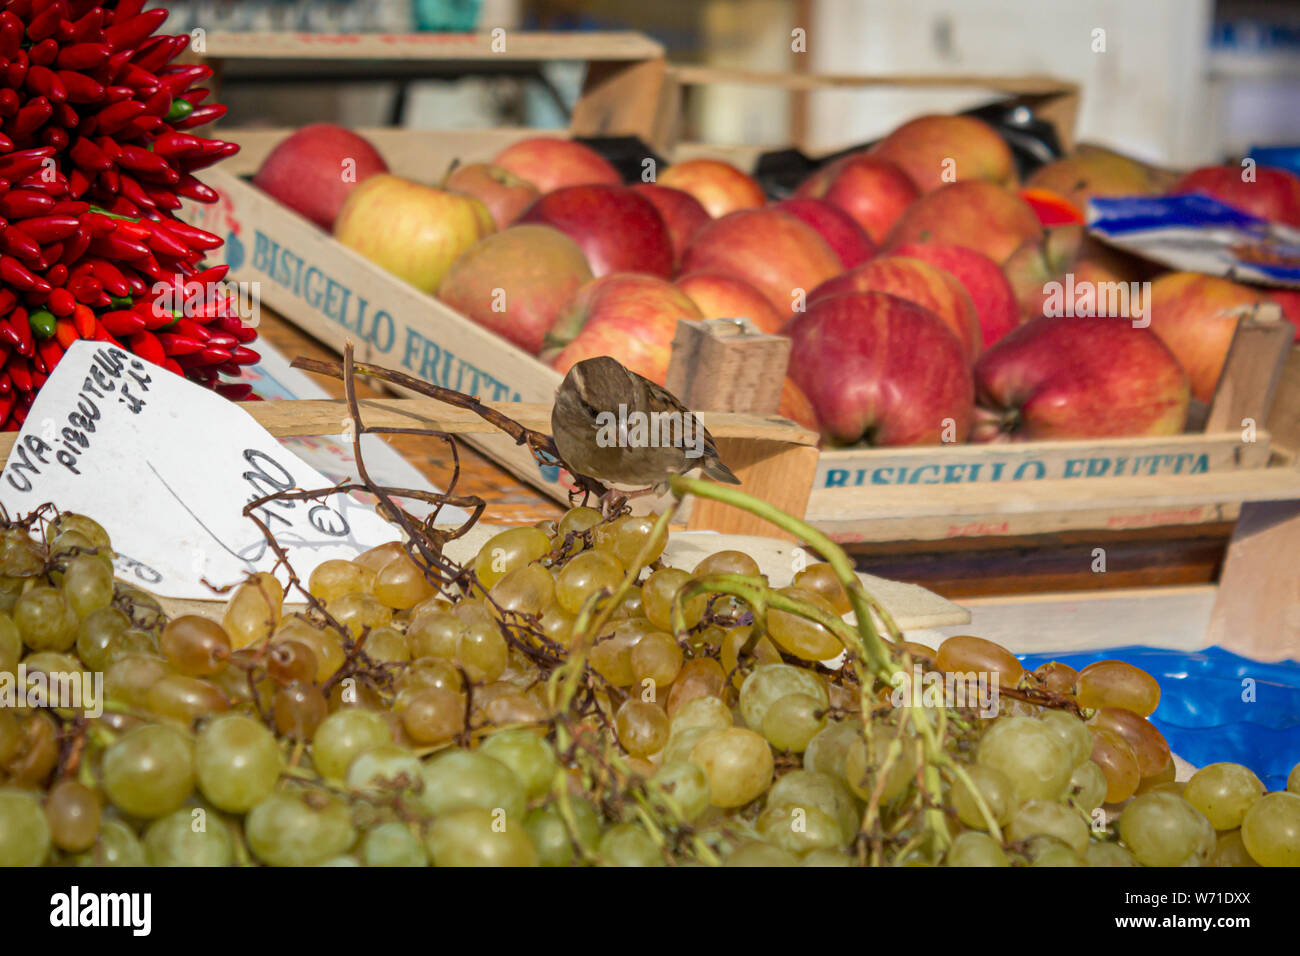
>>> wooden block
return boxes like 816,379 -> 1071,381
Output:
1206,499 -> 1300,662
571,56 -> 669,142
1266,345 -> 1300,462
664,319 -> 791,415
686,440 -> 819,541
1204,303 -> 1292,434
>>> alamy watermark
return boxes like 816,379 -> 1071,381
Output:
1042,273 -> 1151,328
0,665 -> 103,718
150,279 -> 261,327
593,404 -> 705,459
889,664 -> 999,717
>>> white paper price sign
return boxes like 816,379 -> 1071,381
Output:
0,341 -> 400,600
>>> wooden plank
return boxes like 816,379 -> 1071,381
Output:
686,441 -> 819,541
201,31 -> 665,62
665,64 -> 1077,96
1204,304 -> 1292,433
1265,345 -> 1300,460
1206,500 -> 1300,662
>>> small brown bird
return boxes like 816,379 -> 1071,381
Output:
551,356 -> 740,495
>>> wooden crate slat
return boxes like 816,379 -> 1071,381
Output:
201,31 -> 665,62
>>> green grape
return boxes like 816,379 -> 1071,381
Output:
61,554 -> 115,619
802,848 -> 853,867
479,729 -> 558,800
803,720 -> 862,781
739,663 -> 828,731
418,750 -> 526,820
756,803 -> 845,854
101,723 -> 195,818
945,831 -> 1009,867
1027,836 -> 1086,867
46,512 -> 111,552
791,562 -> 851,615
587,619 -> 648,687
0,612 -> 19,673
844,730 -> 921,803
1077,660 -> 1161,716
1210,828 -> 1259,867
761,693 -> 827,752
144,809 -> 234,866
641,567 -> 691,631
245,790 -> 357,867
1037,709 -> 1093,768
689,728 -> 774,808
976,716 -> 1073,802
361,821 -> 428,866
723,841 -> 800,867
361,625 -> 409,664
1118,792 -> 1215,866
669,695 -> 732,737
525,801 -> 601,867
1067,759 -> 1109,815
554,550 -> 623,615
767,769 -> 860,844
489,564 -> 555,618
951,763 -> 1016,830
662,726 -> 711,765
1240,791 -> 1300,866
195,714 -> 282,813
307,559 -> 375,603
426,807 -> 538,866
1085,841 -> 1140,867
628,629 -> 683,690
346,744 -> 422,793
405,609 -> 462,660
615,700 -> 670,757
312,709 -> 393,780
936,635 -> 1024,687
1290,763 -> 1300,793
0,788 -> 51,866
1183,762 -> 1264,831
318,855 -> 361,867
145,673 -> 229,724
473,527 -> 551,590
1008,800 -> 1090,853
648,760 -> 710,823
13,586 -> 78,652
74,606 -> 131,672
767,587 -> 841,661
598,823 -> 663,867
457,620 -> 508,683
71,819 -> 147,867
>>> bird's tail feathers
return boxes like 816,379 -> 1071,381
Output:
702,457 -> 741,484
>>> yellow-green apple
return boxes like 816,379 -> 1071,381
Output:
869,114 -> 1016,193
974,316 -> 1189,440
772,197 -> 878,268
783,291 -> 974,446
631,184 -> 711,268
1026,143 -> 1175,211
492,136 -> 621,192
436,225 -> 592,354
883,181 -> 1042,263
889,242 -> 1019,348
1148,273 -> 1281,402
546,273 -> 702,384
809,255 -> 981,362
333,173 -> 491,293
680,209 -> 842,314
445,162 -> 540,229
794,153 -> 919,244
658,158 -> 766,218
675,271 -> 785,333
1169,164 -> 1300,227
1001,224 -> 1157,322
517,184 -> 673,278
253,123 -> 388,230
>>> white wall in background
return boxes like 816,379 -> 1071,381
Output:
805,0 -> 1215,165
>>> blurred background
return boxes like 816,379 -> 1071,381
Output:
155,0 -> 1300,166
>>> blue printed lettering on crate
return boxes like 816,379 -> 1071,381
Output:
250,231 -> 521,401
819,452 -> 1213,489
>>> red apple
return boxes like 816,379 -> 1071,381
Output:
334,174 -> 491,293
974,316 -> 1189,440
658,158 -> 766,218
808,255 -> 981,362
547,273 -> 702,384
675,271 -> 785,334
795,154 -> 919,244
772,197 -> 877,268
889,242 -> 1019,348
680,209 -> 842,315
1268,288 -> 1300,341
517,184 -> 673,279
1169,164 -> 1300,227
436,225 -> 593,354
492,137 -> 621,192
632,184 -> 711,268
1148,272 -> 1280,403
783,291 -> 974,446
869,114 -> 1017,193
445,162 -> 540,229
253,123 -> 388,230
883,181 -> 1042,263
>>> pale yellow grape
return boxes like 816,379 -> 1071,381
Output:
767,587 -> 842,661
554,550 -> 623,615
669,695 -> 733,737
611,514 -> 667,568
1077,660 -> 1161,716
951,763 -> 1016,829
272,618 -> 346,683
373,554 -> 436,610
693,549 -> 761,579
641,567 -> 691,631
101,723 -> 195,818
457,620 -> 508,682
724,842 -> 800,867
473,527 -> 550,590
556,506 -> 602,540
361,625 -> 409,664
662,726 -> 711,765
405,609 -> 462,660
145,673 -> 229,723
61,554 -> 114,619
354,541 -> 405,574
160,615 -> 231,677
525,801 -> 601,867
1085,842 -> 1140,867
1068,759 -> 1108,814
418,750 -> 526,819
325,592 -> 392,638
0,612 -> 19,672
648,761 -> 710,822
1211,829 -> 1259,867
761,693 -> 827,752
312,709 -> 393,780
44,780 -> 100,853
1090,727 -> 1141,803
13,586 -> 78,651
103,653 -> 169,708
1183,762 -> 1264,831
587,619 -> 648,687
756,803 -> 845,854
362,821 -> 427,867
70,819 -> 145,867
802,849 -> 853,867
489,564 -> 555,618
615,700 -> 670,757
1008,800 -> 1090,852
689,728 -> 774,807
1119,792 -> 1215,866
629,630 -> 683,690
1036,709 -> 1093,768
345,743 -> 422,793
844,731 -> 921,803
792,562 -> 851,615
245,790 -> 356,867
935,635 -> 1024,687
195,714 -> 282,813
307,559 -> 375,603
977,716 -> 1073,802
665,657 -> 726,714
1240,791 -> 1300,866
945,831 -> 1009,867
598,823 -> 662,867
144,810 -> 234,867
1289,763 -> 1300,793
0,788 -> 50,865
1027,836 -> 1085,866
739,663 -> 828,731
766,769 -> 860,843
479,729 -> 558,800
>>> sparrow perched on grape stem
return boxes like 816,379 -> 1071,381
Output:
551,356 -> 740,495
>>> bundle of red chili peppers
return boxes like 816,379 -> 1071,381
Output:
0,0 -> 254,430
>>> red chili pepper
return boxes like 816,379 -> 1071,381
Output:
64,9 -> 105,45
3,53 -> 29,91
159,218 -> 221,251
0,88 -> 18,118
120,62 -> 159,91
68,136 -> 111,172
14,173 -> 68,197
0,290 -> 16,316
173,317 -> 211,342
0,226 -> 41,262
50,200 -> 89,217
0,146 -> 54,180
203,332 -> 238,350
117,144 -> 174,177
58,226 -> 91,266
98,166 -> 120,194
128,329 -> 165,366
57,70 -> 104,103
0,15 -> 20,62
25,3 -> 62,43
87,259 -> 130,296
118,173 -> 158,209
79,211 -> 118,237
55,43 -> 112,73
10,96 -> 52,137
8,310 -> 33,357
18,214 -> 79,242
189,263 -> 230,286
37,335 -> 63,372
162,358 -> 184,377
41,127 -> 68,151
157,332 -> 203,356
92,98 -> 145,135
105,8 -> 168,53
100,309 -> 146,337
151,132 -> 206,158
43,262 -> 67,286
47,288 -> 75,317
159,65 -> 212,97
0,190 -> 55,219
179,143 -> 241,173
54,319 -> 78,349
107,217 -> 151,242
67,167 -> 90,198
28,37 -> 59,69
72,303 -> 95,338
0,256 -> 51,293
140,182 -> 182,210
67,274 -> 101,304
133,34 -> 189,75
0,319 -> 22,352
195,345 -> 232,366
89,234 -> 150,261
172,104 -> 226,130
24,65 -> 66,103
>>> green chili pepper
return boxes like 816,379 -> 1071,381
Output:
165,99 -> 194,123
28,309 -> 57,340
109,295 -> 134,309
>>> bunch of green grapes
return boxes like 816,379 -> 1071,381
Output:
2,504 -> 1298,868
